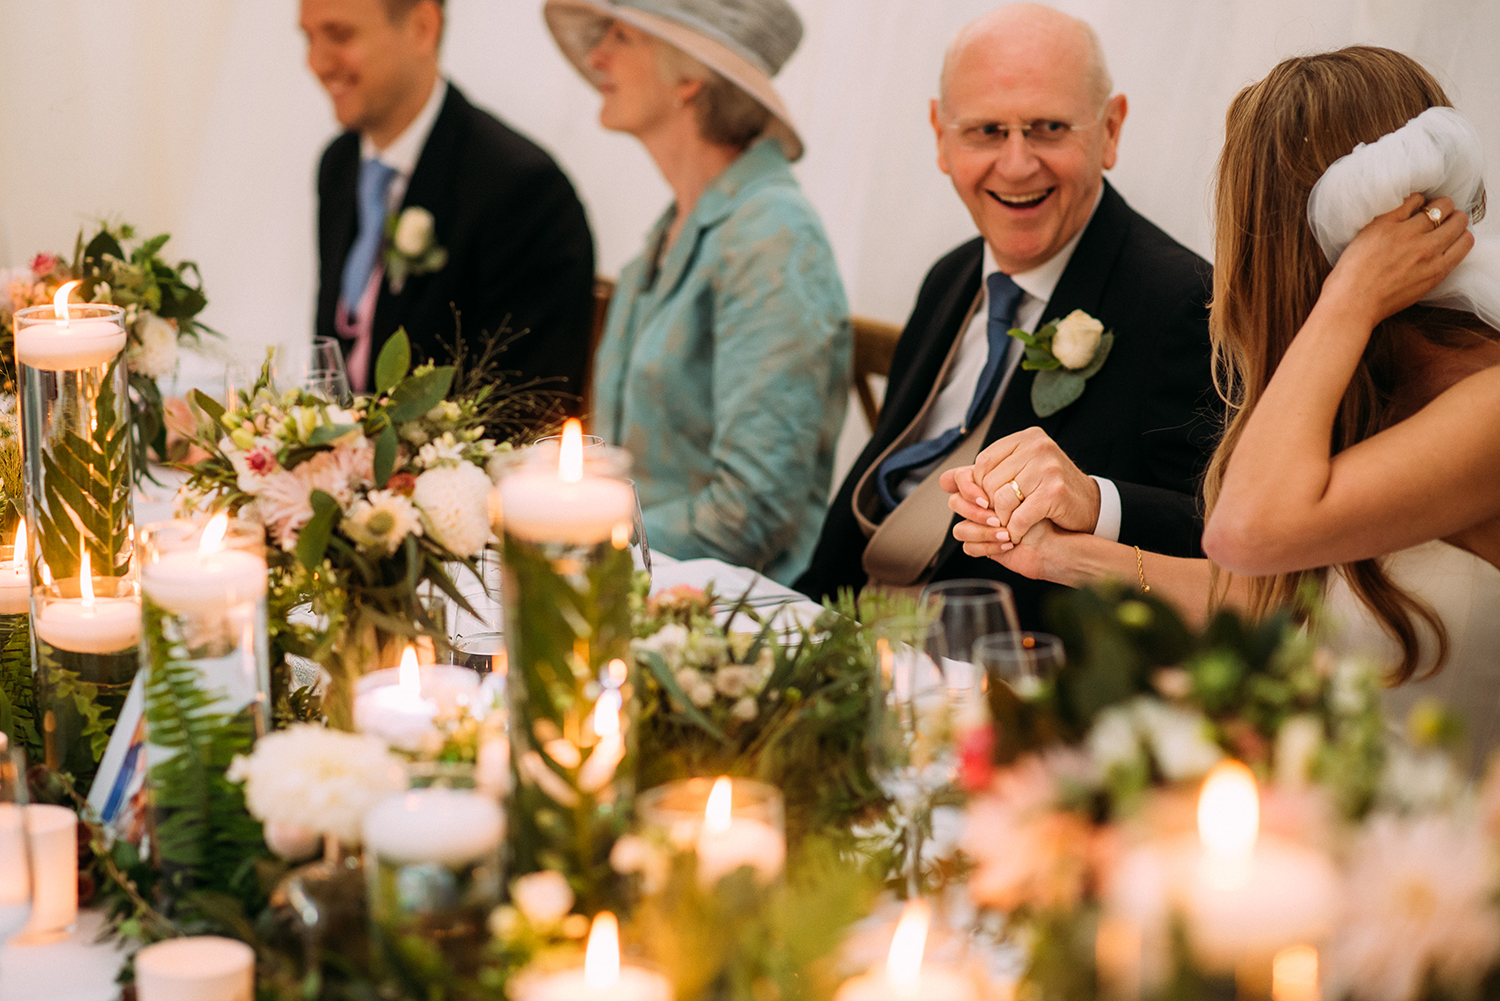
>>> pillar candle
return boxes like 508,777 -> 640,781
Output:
135,935 -> 255,1001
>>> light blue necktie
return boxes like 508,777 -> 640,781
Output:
875,272 -> 1025,513
340,158 -> 399,312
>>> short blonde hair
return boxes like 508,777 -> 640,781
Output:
654,40 -> 772,150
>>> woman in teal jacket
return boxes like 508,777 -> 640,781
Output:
545,0 -> 852,584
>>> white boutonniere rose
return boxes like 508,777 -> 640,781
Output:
1006,309 -> 1115,417
384,206 -> 448,294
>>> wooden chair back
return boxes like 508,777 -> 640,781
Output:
851,315 -> 903,429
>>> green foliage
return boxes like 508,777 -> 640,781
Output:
0,614 -> 37,759
36,360 -> 133,578
141,600 -> 269,927
1007,320 -> 1115,417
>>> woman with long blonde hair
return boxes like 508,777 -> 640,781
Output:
944,47 -> 1500,757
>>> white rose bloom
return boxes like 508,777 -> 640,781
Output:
1133,699 -> 1222,782
1051,309 -> 1104,370
511,871 -> 575,926
127,312 -> 178,378
394,207 -> 436,257
412,462 -> 493,557
226,724 -> 405,844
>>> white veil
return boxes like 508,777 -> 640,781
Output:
1307,106 -> 1500,331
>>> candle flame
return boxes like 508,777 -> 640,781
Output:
1273,945 -> 1319,1001
885,898 -> 930,996
583,911 -> 621,989
705,776 -> 733,834
559,418 -> 584,484
398,645 -> 420,694
593,688 -> 622,738
12,522 -> 25,566
1198,760 -> 1259,856
79,548 -> 94,609
53,281 -> 81,326
39,561 -> 52,587
200,513 -> 229,555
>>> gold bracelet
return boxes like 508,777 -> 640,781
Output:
1133,546 -> 1151,593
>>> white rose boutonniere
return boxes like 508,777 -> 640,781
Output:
384,206 -> 448,294
1007,309 -> 1115,417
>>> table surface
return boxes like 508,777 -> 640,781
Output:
4,549 -> 814,1001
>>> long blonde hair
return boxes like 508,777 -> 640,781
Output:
1205,46 -> 1492,682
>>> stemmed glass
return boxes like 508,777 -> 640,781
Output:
920,579 -> 1021,691
304,336 -> 353,405
974,632 -> 1066,701
0,735 -> 35,955
867,617 -> 969,897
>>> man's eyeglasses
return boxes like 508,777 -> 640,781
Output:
943,116 -> 1100,151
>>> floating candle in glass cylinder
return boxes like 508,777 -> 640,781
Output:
0,523 -> 29,616
1181,762 -> 1337,973
354,645 -> 481,752
512,911 -> 673,1001
32,548 -> 140,655
498,420 -> 638,900
18,282 -> 136,791
636,775 -> 786,886
833,900 -> 980,1001
135,935 -> 255,1001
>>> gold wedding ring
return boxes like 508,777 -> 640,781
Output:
1008,480 -> 1025,504
1426,204 -> 1444,228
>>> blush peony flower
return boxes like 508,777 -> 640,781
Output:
342,489 -> 423,555
411,461 -> 492,557
227,724 -> 406,845
126,312 -> 178,378
1051,309 -> 1104,369
1326,813 -> 1500,1001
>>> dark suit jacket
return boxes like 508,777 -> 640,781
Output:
317,84 -> 595,403
796,181 -> 1219,627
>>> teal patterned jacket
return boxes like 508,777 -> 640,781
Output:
592,138 -> 851,585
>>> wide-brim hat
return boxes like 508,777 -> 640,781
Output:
543,0 -> 805,161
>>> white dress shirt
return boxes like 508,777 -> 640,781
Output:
897,188 -> 1122,541
359,77 -> 449,215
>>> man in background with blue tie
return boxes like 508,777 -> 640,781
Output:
797,4 -> 1219,627
304,0 -> 595,400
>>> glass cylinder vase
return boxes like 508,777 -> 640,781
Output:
139,518 -> 269,890
17,300 -> 136,789
0,539 -> 34,757
497,440 -> 638,908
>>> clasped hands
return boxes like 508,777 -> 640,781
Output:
938,427 -> 1097,580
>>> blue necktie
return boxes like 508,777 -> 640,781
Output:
340,158 -> 399,312
875,272 -> 1024,513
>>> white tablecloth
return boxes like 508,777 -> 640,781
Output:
6,551 -> 813,1001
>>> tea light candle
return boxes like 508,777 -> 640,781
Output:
362,786 -> 503,867
0,525 -> 29,616
1182,762 -> 1337,969
14,283 -> 127,371
499,419 -> 634,545
34,549 -> 141,655
19,803 -> 78,940
135,935 -> 255,1001
141,515 -> 267,615
353,646 -> 481,752
513,911 -> 672,1001
696,776 -> 785,886
834,900 -> 979,1001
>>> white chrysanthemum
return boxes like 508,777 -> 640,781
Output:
1327,813 -> 1500,1001
127,312 -> 178,378
411,461 -> 492,557
227,724 -> 406,844
254,469 -> 314,551
342,489 -> 423,555
1051,309 -> 1104,369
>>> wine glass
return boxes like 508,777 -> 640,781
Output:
626,479 -> 652,580
0,735 -> 34,950
974,632 -> 1066,702
867,617 -> 966,896
920,579 -> 1020,692
304,336 -> 353,405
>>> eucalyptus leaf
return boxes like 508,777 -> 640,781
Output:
375,330 -> 412,395
373,421 -> 398,487
306,423 -> 360,447
386,366 -> 455,422
1074,331 -> 1115,380
295,490 -> 339,569
1031,370 -> 1086,417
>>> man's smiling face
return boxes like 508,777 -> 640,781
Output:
931,9 -> 1125,274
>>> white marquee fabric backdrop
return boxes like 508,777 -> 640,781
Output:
1,0 -> 1496,448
